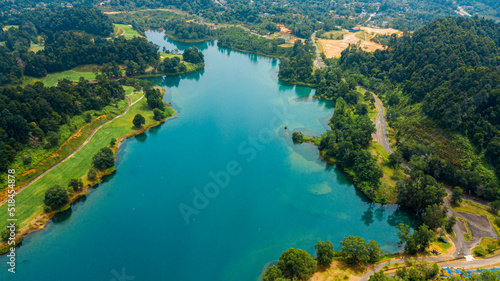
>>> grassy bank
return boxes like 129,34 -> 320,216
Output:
113,23 -> 142,39
0,90 -> 174,251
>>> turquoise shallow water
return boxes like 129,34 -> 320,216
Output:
0,31 -> 415,281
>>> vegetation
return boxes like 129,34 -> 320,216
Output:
339,16 -> 500,200
92,147 -> 115,170
369,260 -> 440,281
43,184 -> 69,210
340,236 -> 382,264
396,224 -> 434,255
164,18 -> 215,41
133,114 -> 146,128
314,241 -> 335,267
277,248 -> 317,281
0,79 -> 124,177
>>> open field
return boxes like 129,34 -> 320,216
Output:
318,28 -> 401,58
2,25 -> 18,30
0,91 -> 165,230
113,23 -> 142,39
28,42 -> 44,53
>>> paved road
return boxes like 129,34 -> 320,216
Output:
0,93 -> 143,206
311,31 -> 325,69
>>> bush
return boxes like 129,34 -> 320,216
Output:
87,168 -> 97,180
68,178 -> 83,191
92,147 -> 115,169
153,108 -> 165,121
487,243 -> 497,253
44,131 -> 59,149
44,185 -> 69,210
263,265 -> 282,281
110,138 -> 117,146
494,218 -> 500,227
474,247 -> 487,257
22,154 -> 32,165
85,113 -> 92,123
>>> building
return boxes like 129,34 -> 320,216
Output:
349,27 -> 361,32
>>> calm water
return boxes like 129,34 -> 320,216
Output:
0,31 -> 415,281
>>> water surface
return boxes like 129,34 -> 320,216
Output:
0,31 -> 415,281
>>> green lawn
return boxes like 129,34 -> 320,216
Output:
2,25 -> 18,30
29,42 -> 45,53
113,23 -> 141,39
0,91 -> 170,230
23,69 -> 97,86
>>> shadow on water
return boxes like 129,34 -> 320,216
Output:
147,68 -> 205,88
149,121 -> 166,135
162,35 -> 212,51
52,207 -> 73,224
135,133 -> 148,142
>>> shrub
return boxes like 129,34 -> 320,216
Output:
87,168 -> 97,180
110,138 -> 117,146
153,108 -> 165,121
474,247 -> 486,257
22,154 -> 32,165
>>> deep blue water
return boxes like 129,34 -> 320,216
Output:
0,31 -> 415,281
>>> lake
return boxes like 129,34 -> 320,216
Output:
0,31 -> 415,281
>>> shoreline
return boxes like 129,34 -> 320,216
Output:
0,107 -> 178,255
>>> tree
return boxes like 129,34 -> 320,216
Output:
340,236 -> 369,264
451,186 -> 463,206
44,185 -> 69,210
263,265 -> 282,281
421,204 -> 447,230
446,215 -> 457,233
110,138 -> 117,146
87,168 -> 97,180
367,240 -> 383,263
92,147 -> 115,169
315,241 -> 334,267
68,178 -> 83,191
153,108 -> 165,121
397,223 -> 434,254
277,248 -> 317,281
44,131 -> 59,149
133,114 -> 146,128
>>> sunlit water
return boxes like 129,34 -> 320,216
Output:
0,31 -> 415,281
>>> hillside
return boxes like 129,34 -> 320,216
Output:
339,16 -> 500,199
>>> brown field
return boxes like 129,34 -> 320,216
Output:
360,27 -> 401,35
318,28 -> 400,58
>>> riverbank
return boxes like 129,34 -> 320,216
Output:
163,32 -> 214,43
0,90 -> 177,255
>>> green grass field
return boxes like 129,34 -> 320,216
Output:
2,25 -> 18,31
23,69 -> 97,86
29,42 -> 45,53
0,91 -> 171,230
113,23 -> 141,39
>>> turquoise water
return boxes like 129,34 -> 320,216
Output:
0,31 -> 415,281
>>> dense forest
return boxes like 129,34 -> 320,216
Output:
164,18 -> 215,41
0,79 -> 125,173
339,16 -> 500,200
0,8 -> 161,85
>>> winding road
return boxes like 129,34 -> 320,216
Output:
0,93 -> 144,206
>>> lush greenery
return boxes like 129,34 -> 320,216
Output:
0,79 -> 124,174
92,147 -> 115,169
340,16 -> 500,200
43,184 -> 69,210
319,97 -> 382,199
277,248 -> 317,281
164,18 -> 214,41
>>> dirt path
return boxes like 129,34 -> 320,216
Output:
311,31 -> 325,69
0,93 -> 143,206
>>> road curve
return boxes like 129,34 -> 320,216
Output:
1,93 -> 143,206
311,31 -> 325,69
